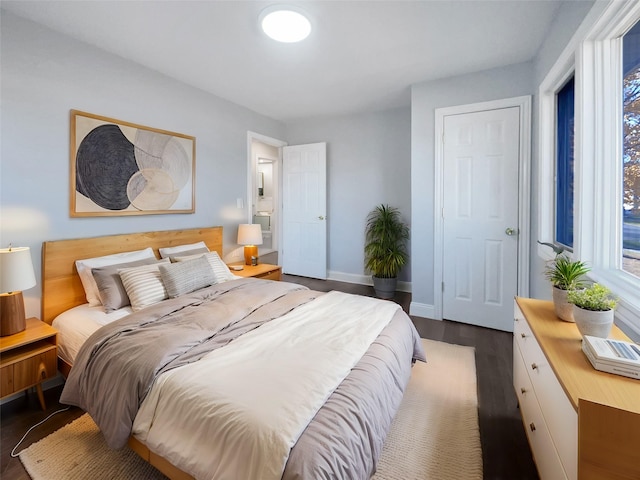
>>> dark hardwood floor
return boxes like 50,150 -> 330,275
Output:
1,275 -> 538,480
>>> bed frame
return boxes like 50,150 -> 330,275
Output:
41,226 -> 222,374
41,226 -> 222,480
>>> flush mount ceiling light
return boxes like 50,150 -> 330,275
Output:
260,6 -> 311,43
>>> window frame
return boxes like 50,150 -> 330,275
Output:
538,0 -> 640,339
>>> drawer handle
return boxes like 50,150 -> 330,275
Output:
531,363 -> 538,370
38,362 -> 48,380
529,422 -> 536,432
521,333 -> 527,338
520,387 -> 527,394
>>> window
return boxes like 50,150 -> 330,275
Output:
623,20 -> 640,278
556,76 -> 575,249
538,1 -> 640,339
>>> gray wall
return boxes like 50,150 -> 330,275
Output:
409,0 -> 596,316
410,62 -> 535,313
285,107 -> 411,284
0,12 -> 285,318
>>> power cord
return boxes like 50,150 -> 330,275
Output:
10,406 -> 71,458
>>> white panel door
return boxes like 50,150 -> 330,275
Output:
282,142 -> 327,279
442,107 -> 520,331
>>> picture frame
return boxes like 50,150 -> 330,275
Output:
70,110 -> 196,217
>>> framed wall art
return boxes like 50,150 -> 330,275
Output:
70,110 -> 196,217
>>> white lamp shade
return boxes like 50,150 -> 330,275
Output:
237,224 -> 263,246
0,247 -> 37,293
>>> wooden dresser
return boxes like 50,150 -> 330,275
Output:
514,297 -> 640,480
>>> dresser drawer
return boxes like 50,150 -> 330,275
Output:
515,307 -> 577,480
514,341 -> 568,480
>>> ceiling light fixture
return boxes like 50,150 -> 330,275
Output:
260,6 -> 311,43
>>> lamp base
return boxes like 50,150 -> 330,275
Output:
243,245 -> 258,265
0,291 -> 27,336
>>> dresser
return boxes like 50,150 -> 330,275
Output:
513,297 -> 640,480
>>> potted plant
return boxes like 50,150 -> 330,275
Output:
544,254 -> 590,322
364,204 -> 409,299
567,283 -> 618,338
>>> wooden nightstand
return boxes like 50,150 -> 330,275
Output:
0,317 -> 57,410
229,263 -> 282,281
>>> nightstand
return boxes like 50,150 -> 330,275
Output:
0,317 -> 57,410
229,263 -> 282,281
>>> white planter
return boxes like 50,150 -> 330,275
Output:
552,286 -> 575,322
572,306 -> 615,338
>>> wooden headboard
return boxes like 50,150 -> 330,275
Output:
41,226 -> 223,324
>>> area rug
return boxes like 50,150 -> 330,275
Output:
20,339 -> 482,480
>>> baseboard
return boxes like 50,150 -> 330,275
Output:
327,271 -> 411,293
410,302 -> 436,320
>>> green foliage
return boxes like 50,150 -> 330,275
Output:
544,254 -> 590,290
364,204 -> 409,279
567,283 -> 618,312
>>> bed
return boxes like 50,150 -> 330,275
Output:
41,226 -> 426,480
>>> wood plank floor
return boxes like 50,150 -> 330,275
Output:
1,275 -> 538,479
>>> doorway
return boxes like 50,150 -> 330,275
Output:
248,133 -> 286,264
434,96 -> 531,332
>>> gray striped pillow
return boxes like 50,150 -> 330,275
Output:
173,251 -> 236,283
159,256 -> 215,298
118,259 -> 170,312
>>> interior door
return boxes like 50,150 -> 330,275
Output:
281,142 -> 327,279
442,107 -> 520,331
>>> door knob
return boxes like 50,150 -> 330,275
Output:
505,227 -> 518,236
318,216 -> 325,220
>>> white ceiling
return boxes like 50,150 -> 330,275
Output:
2,1 -> 583,121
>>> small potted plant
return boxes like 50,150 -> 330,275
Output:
544,254 -> 590,322
567,283 -> 617,338
364,204 -> 409,299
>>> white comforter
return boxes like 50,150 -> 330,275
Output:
132,291 -> 399,480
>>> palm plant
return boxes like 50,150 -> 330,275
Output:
544,254 -> 590,291
364,204 -> 409,279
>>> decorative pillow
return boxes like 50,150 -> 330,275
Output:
158,241 -> 209,259
167,248 -> 211,262
76,247 -> 156,306
92,257 -> 160,313
159,256 -> 216,298
173,251 -> 236,283
118,259 -> 170,312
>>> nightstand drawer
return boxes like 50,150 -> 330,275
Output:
12,347 -> 57,391
1,365 -> 13,397
0,318 -> 58,409
256,269 -> 281,281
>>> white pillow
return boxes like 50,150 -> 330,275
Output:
158,241 -> 209,259
174,251 -> 236,283
118,259 -> 170,312
76,247 -> 156,306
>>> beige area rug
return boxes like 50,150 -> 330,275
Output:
20,339 -> 482,480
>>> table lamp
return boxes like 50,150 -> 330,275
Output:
237,224 -> 263,265
0,246 -> 36,336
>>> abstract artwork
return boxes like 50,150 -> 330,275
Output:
70,110 -> 195,216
